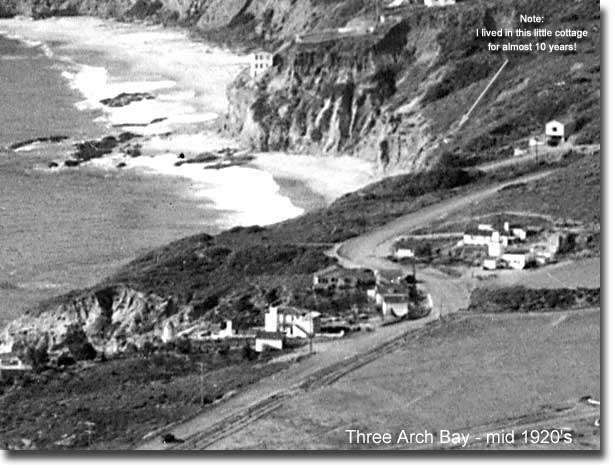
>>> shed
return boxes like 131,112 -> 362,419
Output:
381,294 -> 409,317
545,119 -> 566,145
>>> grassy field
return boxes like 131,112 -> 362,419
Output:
206,309 -> 600,450
0,351 -> 289,450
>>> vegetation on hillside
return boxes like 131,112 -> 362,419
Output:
0,350 -> 288,449
468,285 -> 600,314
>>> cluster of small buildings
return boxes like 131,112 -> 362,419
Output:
313,265 -> 417,319
458,221 -> 569,270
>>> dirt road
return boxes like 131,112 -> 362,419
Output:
332,170 -> 554,315
136,310 -> 440,450
136,169 -> 576,451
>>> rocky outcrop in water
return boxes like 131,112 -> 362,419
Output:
9,135 -> 68,150
100,92 -> 155,107
65,132 -> 140,167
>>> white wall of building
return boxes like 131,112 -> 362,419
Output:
424,0 -> 455,6
250,52 -> 273,78
255,337 -> 283,352
545,120 -> 565,138
382,300 -> 409,317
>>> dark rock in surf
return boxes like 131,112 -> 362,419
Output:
10,135 -> 69,150
100,92 -> 155,108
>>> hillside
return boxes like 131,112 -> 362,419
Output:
0,0 -> 600,359
1,0 -> 600,172
224,0 -> 600,172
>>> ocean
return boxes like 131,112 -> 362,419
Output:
0,17 -> 375,327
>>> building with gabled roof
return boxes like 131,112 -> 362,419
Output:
313,265 -> 374,290
381,294 -> 409,317
265,306 -> 320,339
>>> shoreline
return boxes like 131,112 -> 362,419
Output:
274,176 -> 328,213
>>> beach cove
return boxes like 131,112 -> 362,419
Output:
0,17 -> 376,326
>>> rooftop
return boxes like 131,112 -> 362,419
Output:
256,331 -> 285,340
465,227 -> 495,236
382,294 -> 408,303
275,306 -> 320,318
314,265 -> 374,280
504,248 -> 531,255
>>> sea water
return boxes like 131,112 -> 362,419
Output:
0,19 -> 276,325
0,17 -> 374,326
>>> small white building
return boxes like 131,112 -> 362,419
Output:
545,119 -> 566,146
463,226 -> 495,246
504,222 -> 527,241
265,306 -> 320,338
501,249 -> 533,270
487,239 -> 503,257
255,331 -> 284,352
250,51 -> 273,79
0,329 -> 13,354
161,322 -> 175,343
0,354 -> 31,371
217,320 -> 234,339
424,0 -> 456,6
386,0 -> 410,8
529,136 -> 545,147
394,247 -> 415,260
381,294 -> 409,317
483,257 -> 498,270
368,283 -> 407,307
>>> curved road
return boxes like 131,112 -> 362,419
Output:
137,169 -> 553,450
332,170 -> 554,315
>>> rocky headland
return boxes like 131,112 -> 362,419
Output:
0,0 -> 600,362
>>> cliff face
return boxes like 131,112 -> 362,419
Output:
0,0 -> 600,354
223,0 -> 600,173
3,286 -> 179,357
0,0 -> 372,38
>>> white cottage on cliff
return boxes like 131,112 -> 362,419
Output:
250,51 -> 273,79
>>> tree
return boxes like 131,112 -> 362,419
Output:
64,326 -> 97,361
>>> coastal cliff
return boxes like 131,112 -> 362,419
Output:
223,0 -> 600,171
1,0 -> 600,172
0,0 -> 600,357
4,286 -> 179,358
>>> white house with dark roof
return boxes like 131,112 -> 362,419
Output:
545,119 -> 566,146
381,294 -> 409,317
313,265 -> 374,290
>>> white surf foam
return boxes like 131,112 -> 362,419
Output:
252,153 -> 377,203
95,152 -> 304,228
0,17 -> 355,228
